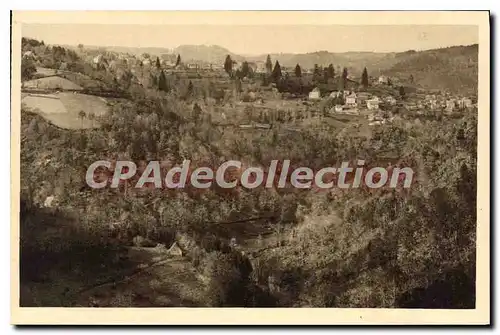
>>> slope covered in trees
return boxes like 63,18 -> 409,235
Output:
382,45 -> 478,94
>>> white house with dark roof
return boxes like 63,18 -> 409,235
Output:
345,92 -> 357,107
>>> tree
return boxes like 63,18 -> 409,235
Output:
156,57 -> 161,69
323,68 -> 329,84
87,111 -> 96,127
192,103 -> 202,122
234,78 -> 242,96
313,64 -> 322,82
158,70 -> 169,92
265,55 -> 273,74
338,67 -> 348,91
224,55 -> 233,77
399,86 -> 406,99
78,110 -> 86,128
241,61 -> 250,78
187,81 -> 194,97
342,67 -> 348,82
235,69 -> 244,80
295,64 -> 302,78
175,54 -> 181,67
327,64 -> 335,79
361,67 -> 369,88
21,58 -> 37,81
271,61 -> 282,83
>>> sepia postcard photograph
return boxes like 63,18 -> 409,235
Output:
10,10 -> 490,325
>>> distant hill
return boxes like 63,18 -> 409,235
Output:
382,44 -> 478,95
246,51 -> 397,76
59,42 -> 478,94
80,44 -> 244,66
172,45 -> 245,65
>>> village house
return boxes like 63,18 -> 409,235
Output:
140,56 -> 151,66
457,97 -> 473,109
23,50 -> 35,59
345,92 -> 357,107
405,102 -> 418,111
378,75 -> 389,84
309,87 -> 321,100
368,112 -> 383,122
385,96 -> 397,105
356,92 -> 371,106
425,94 -> 437,102
92,54 -> 108,69
428,100 -> 439,110
446,100 -> 456,112
366,96 -> 381,110
255,61 -> 266,73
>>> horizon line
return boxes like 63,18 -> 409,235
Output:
22,36 -> 478,57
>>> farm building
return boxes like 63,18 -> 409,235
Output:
309,87 -> 321,100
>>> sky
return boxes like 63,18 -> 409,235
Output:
22,24 -> 479,55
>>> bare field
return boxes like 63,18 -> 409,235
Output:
21,92 -> 109,129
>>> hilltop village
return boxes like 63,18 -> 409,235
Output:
22,39 -> 476,133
